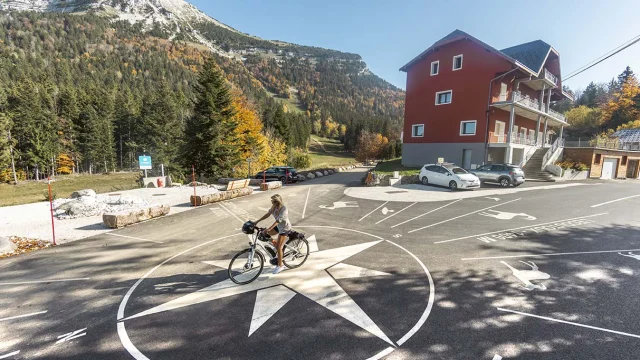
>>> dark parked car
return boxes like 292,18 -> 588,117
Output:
472,164 -> 525,187
255,166 -> 298,184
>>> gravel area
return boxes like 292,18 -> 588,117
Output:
0,186 -> 224,245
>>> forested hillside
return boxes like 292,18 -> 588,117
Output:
0,10 -> 404,181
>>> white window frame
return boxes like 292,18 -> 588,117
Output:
453,54 -> 463,71
460,120 -> 477,136
494,120 -> 506,135
435,90 -> 453,105
430,60 -> 439,76
412,124 -> 424,137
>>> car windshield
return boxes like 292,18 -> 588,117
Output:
451,167 -> 468,174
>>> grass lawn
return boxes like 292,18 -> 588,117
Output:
305,136 -> 356,170
0,172 -> 141,207
375,158 -> 421,176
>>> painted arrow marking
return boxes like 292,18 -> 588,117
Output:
56,328 -> 87,344
492,355 -> 503,360
0,351 -> 20,359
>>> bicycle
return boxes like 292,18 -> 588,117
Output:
229,222 -> 310,285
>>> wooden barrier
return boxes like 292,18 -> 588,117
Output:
190,187 -> 253,206
103,204 -> 170,229
226,178 -> 250,191
260,181 -> 283,191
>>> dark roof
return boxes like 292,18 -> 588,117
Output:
500,40 -> 553,74
400,29 -> 528,73
613,129 -> 640,143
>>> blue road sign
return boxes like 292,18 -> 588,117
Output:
139,156 -> 152,170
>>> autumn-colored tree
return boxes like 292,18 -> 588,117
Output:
601,72 -> 640,130
56,154 -> 74,174
565,106 -> 603,137
355,131 -> 384,162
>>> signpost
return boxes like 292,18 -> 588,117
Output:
139,155 -> 152,177
438,157 -> 445,164
47,176 -> 56,246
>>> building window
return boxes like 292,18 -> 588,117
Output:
453,54 -> 463,70
435,90 -> 452,105
412,124 -> 424,137
460,120 -> 477,136
430,61 -> 439,76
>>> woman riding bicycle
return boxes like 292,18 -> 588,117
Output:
254,194 -> 291,275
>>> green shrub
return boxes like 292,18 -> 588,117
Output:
288,148 -> 312,169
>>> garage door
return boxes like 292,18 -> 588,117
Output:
601,158 -> 618,179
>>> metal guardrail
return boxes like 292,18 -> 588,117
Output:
564,138 -> 640,151
542,137 -> 564,168
511,91 -> 566,122
544,69 -> 558,85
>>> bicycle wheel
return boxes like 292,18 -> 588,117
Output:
228,249 -> 264,285
283,238 -> 309,269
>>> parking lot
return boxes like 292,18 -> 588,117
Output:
1,169 -> 639,359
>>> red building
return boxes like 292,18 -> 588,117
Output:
400,30 -> 573,169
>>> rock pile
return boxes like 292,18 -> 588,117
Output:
53,189 -> 150,220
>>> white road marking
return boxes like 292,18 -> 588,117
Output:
319,201 -> 359,210
501,261 -> 550,291
117,233 -> 244,360
106,233 -> 164,244
0,351 -> 20,359
408,199 -> 521,234
0,278 -> 90,286
386,239 -> 435,346
56,328 -> 87,344
477,210 -> 536,221
497,307 -> 640,339
391,199 -> 462,228
619,252 -> 640,260
436,213 -> 607,244
307,234 -> 319,252
250,286 -> 296,336
327,263 -> 391,279
0,310 -> 47,322
486,197 -> 501,201
302,187 -> 311,219
366,346 -> 395,360
492,355 -> 503,360
462,248 -> 640,261
358,201 -> 388,222
375,202 -> 417,224
591,194 -> 640,208
218,203 -> 245,224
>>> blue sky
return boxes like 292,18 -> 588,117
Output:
192,0 -> 640,93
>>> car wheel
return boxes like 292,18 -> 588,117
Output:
499,177 -> 511,187
279,177 -> 286,184
449,181 -> 458,191
421,176 -> 429,185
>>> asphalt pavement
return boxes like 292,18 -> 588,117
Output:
1,169 -> 639,360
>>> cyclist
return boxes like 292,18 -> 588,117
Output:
254,194 -> 291,274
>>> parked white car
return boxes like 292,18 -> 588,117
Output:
419,163 -> 481,190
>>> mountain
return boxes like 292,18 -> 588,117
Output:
0,0 -> 404,178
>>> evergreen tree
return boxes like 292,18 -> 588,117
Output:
182,59 -> 240,178
578,82 -> 598,108
618,66 -> 635,85
0,85 -> 10,170
272,105 -> 290,144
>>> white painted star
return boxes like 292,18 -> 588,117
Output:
123,240 -> 393,344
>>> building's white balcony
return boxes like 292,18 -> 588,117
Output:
491,91 -> 567,126
488,132 -> 545,147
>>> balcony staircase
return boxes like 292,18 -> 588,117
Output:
522,148 -> 556,182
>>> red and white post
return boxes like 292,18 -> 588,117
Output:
192,165 -> 196,207
47,176 -> 56,246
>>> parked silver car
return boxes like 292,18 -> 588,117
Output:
472,164 -> 525,187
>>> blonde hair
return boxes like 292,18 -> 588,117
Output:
271,194 -> 284,208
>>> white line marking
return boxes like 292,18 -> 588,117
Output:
0,278 -> 90,286
358,201 -> 388,222
435,213 -> 607,244
117,233 -> 244,360
391,199 -> 462,228
302,187 -> 311,219
0,351 -> 19,359
409,198 -> 521,234
375,202 -> 417,224
497,307 -> 640,339
306,235 -> 319,252
492,355 -> 503,360
386,239 -> 435,346
591,194 -> 640,208
218,203 -> 245,224
0,310 -> 47,322
366,346 -> 395,360
56,328 -> 87,344
462,248 -> 640,261
106,233 -> 164,244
